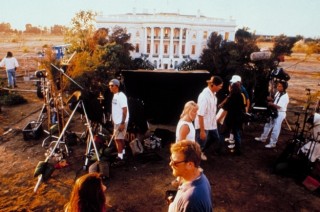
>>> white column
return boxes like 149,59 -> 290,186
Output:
169,27 -> 174,58
159,27 -> 164,68
144,27 -> 148,53
179,28 -> 183,58
185,29 -> 190,56
150,27 -> 154,57
160,27 -> 164,56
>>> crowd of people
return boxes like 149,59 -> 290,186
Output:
62,74 -> 289,211
0,54 -> 288,210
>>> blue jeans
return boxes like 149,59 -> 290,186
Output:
195,129 -> 221,152
6,68 -> 16,87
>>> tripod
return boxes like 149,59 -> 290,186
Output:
37,79 -> 61,147
34,100 -> 100,192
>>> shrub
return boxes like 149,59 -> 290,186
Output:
22,47 -> 29,53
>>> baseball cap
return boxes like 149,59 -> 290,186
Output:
109,79 -> 120,87
230,75 -> 241,83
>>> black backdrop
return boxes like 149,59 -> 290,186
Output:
122,70 -> 210,124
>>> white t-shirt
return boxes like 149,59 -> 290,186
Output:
111,92 -> 129,124
176,120 -> 196,142
194,87 -> 218,130
0,57 -> 19,70
274,91 -> 289,112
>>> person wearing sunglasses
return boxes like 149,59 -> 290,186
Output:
108,78 -> 129,166
168,140 -> 212,212
195,75 -> 223,160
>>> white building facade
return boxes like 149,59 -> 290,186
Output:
96,12 -> 236,70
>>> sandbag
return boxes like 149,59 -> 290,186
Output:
34,161 -> 55,181
130,138 -> 144,155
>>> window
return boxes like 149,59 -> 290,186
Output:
174,45 -> 176,54
182,45 -> 185,54
225,32 -> 230,41
155,28 -> 160,38
155,44 -> 158,54
192,32 -> 196,39
203,31 -> 207,39
191,45 -> 196,54
135,44 -> 139,53
136,31 -> 140,37
165,28 -> 169,37
147,44 -> 150,53
164,45 -> 168,54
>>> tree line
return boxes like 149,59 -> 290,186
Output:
0,22 -> 66,35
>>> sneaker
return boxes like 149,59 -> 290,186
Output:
255,137 -> 266,142
228,144 -> 235,149
225,138 -> 235,144
265,143 -> 276,148
201,152 -> 207,161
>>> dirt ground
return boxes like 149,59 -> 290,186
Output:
1,37 -> 320,211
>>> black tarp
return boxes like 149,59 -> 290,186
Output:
122,70 -> 210,124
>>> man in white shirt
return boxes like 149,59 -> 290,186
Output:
0,51 -> 19,88
195,76 -> 223,160
109,79 -> 129,166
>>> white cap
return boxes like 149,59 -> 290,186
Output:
230,75 -> 241,83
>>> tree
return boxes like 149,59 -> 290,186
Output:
51,25 -> 65,35
100,26 -> 134,74
0,22 -> 12,32
199,32 -> 223,74
64,10 -> 97,53
24,24 -> 41,34
272,34 -> 300,60
62,12 -> 134,95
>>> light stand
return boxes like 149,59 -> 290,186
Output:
34,100 -> 100,192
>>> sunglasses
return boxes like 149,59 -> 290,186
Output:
170,156 -> 187,166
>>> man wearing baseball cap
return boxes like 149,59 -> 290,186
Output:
195,75 -> 223,160
108,78 -> 129,166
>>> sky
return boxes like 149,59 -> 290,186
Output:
0,0 -> 319,38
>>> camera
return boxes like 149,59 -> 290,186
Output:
35,70 -> 47,78
165,190 -> 177,205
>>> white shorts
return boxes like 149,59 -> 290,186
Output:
113,122 -> 128,140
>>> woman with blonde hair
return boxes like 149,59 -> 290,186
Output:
176,101 -> 198,142
64,173 -> 107,212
